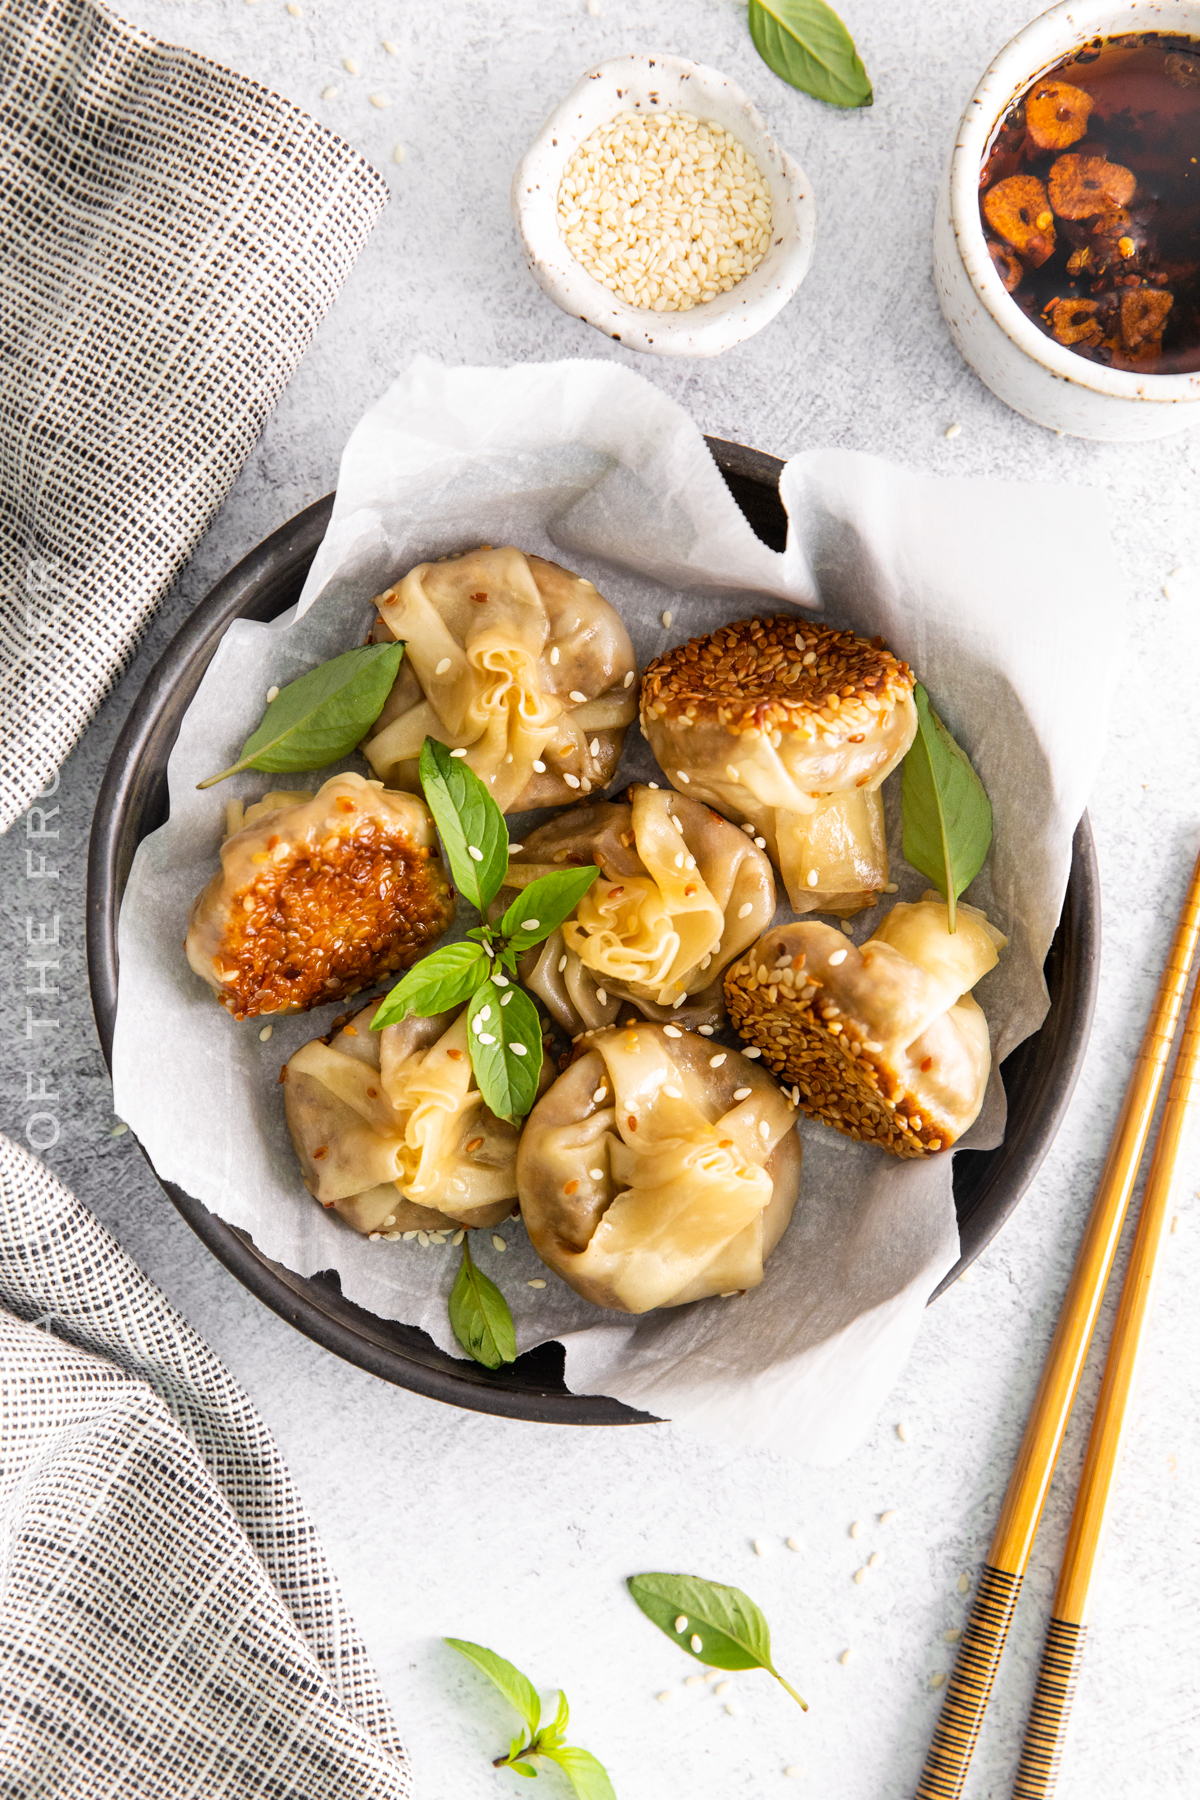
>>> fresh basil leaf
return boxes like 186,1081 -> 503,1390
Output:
370,942 -> 490,1029
748,0 -> 872,109
419,737 -> 510,912
499,866 -> 600,955
627,1573 -> 807,1709
538,1745 -> 617,1800
448,1237 -> 518,1370
196,642 -> 404,787
467,979 -> 542,1121
510,1764 -> 537,1779
536,1689 -> 569,1752
444,1639 -> 540,1740
901,682 -> 993,934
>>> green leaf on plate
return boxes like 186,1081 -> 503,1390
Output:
447,1236 -> 518,1369
467,979 -> 543,1122
627,1572 -> 807,1709
419,737 -> 510,913
370,941 -> 491,1029
444,1639 -> 540,1741
538,1745 -> 618,1800
499,865 -> 601,956
196,642 -> 404,787
900,682 -> 993,933
748,0 -> 873,108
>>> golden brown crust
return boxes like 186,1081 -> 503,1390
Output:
639,615 -> 913,744
724,949 -> 944,1158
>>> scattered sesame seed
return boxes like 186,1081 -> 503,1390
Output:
753,1538 -> 767,1556
549,645 -> 560,664
321,85 -> 339,98
690,1635 -> 703,1653
897,1421 -> 911,1443
521,918 -> 539,931
883,881 -> 899,893
343,57 -> 358,73
868,1552 -> 882,1569
588,1167 -> 604,1180
286,1 -> 301,13
392,143 -> 406,165
569,689 -> 587,703
593,1087 -> 608,1103
840,920 -> 854,936
368,1231 -> 381,1240
849,1521 -> 862,1538
558,954 -> 568,973
110,1121 -> 129,1137
450,747 -> 468,758
587,0 -> 600,13
784,1768 -> 803,1780
383,38 -> 399,53
527,1278 -> 547,1288
647,781 -> 659,789
675,769 -> 691,784
957,1572 -> 970,1594
684,1674 -> 705,1688
714,1679 -> 732,1697
742,1047 -> 762,1059
944,1628 -> 962,1643
944,422 -> 962,439
452,1230 -> 465,1245
710,1053 -> 727,1067
754,836 -> 766,849
467,845 -> 484,861
435,657 -> 451,674
854,1568 -> 868,1585
742,822 -> 755,835
737,901 -> 754,919
590,737 -> 600,756
511,1042 -> 527,1055
672,993 -> 686,1009
674,1615 -> 688,1633
880,1510 -> 899,1525
786,1537 -> 801,1551
662,610 -> 673,628
266,685 -> 280,703
806,869 -> 819,887
417,1232 -> 429,1247
724,1702 -> 738,1717
930,1671 -> 947,1689
828,949 -> 848,965
492,1235 -> 507,1252
733,1086 -> 752,1100
758,1119 -> 770,1139
698,1025 -> 714,1035
258,1024 -> 273,1042
656,1691 -> 673,1703
624,670 -> 635,687
533,759 -> 547,772
839,1649 -> 853,1665
663,1025 -> 683,1038
597,987 -> 608,1005
563,772 -> 581,789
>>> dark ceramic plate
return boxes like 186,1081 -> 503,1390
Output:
86,439 -> 1100,1426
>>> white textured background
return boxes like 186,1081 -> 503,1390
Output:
2,1 -> 1199,1795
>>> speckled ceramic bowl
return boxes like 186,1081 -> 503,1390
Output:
934,0 -> 1200,439
511,52 -> 817,357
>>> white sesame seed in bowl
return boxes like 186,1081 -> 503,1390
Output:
511,53 -> 816,357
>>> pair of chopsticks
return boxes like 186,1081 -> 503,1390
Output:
916,844 -> 1200,1800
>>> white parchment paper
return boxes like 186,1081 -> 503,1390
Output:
112,358 -> 1123,1460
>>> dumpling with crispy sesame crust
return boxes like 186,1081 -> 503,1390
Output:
640,616 -> 917,917
517,1021 -> 801,1313
284,999 -> 535,1235
362,545 -> 638,811
724,898 -> 1007,1157
503,783 -> 776,1036
186,772 -> 455,1019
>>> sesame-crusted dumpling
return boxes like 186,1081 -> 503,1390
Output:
725,899 -> 1007,1157
640,616 -> 917,916
517,1021 -> 801,1313
186,773 -> 454,1020
284,999 -> 535,1235
505,784 -> 776,1036
362,546 -> 638,812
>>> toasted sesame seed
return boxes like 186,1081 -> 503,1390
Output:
710,1053 -> 726,1067
674,1615 -> 688,1632
742,822 -> 755,835
841,920 -> 854,936
557,954 -> 568,972
450,747 -> 468,758
690,1634 -> 703,1653
944,422 -> 962,439
662,610 -> 673,628
417,1231 -> 429,1246
663,1024 -> 683,1037
737,901 -> 753,919
589,737 -> 600,756
624,669 -> 635,687
533,759 -> 547,772
733,1086 -> 752,1100
563,773 -> 581,789
698,1025 -> 714,1035
883,881 -> 899,893
672,993 -> 687,1009
511,1042 -> 527,1055
521,918 -> 540,931
368,1231 -> 381,1240
435,657 -> 451,674
754,836 -> 766,849
467,845 -> 484,861
452,1229 -> 465,1245
958,1572 -> 970,1594
742,1047 -> 762,1059
675,769 -> 691,784
527,1278 -> 547,1288
258,1024 -> 273,1041
930,1671 -> 947,1689
758,1119 -> 770,1139
597,987 -> 608,1004
492,1235 -> 507,1252
569,690 -> 587,703
828,949 -> 848,965
266,685 -> 280,703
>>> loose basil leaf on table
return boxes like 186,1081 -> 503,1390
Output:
444,1639 -> 541,1742
447,1236 -> 517,1369
196,641 -> 404,788
539,1745 -> 617,1800
748,0 -> 873,109
419,737 -> 510,912
627,1572 -> 808,1709
370,941 -> 491,1029
499,865 -> 601,956
900,681 -> 994,933
467,979 -> 543,1121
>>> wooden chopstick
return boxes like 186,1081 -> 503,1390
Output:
915,844 -> 1200,1800
1011,953 -> 1200,1798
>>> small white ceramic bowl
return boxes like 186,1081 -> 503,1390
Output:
934,0 -> 1200,439
511,52 -> 817,357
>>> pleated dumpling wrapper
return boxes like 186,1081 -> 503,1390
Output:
517,1021 -> 801,1313
640,616 -> 917,916
362,546 -> 637,812
186,773 -> 454,1019
725,897 -> 1008,1156
506,784 -> 776,1035
284,999 -> 545,1235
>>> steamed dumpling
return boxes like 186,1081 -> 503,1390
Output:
724,897 -> 1007,1155
517,1021 -> 801,1313
362,546 -> 637,811
186,773 -> 455,1019
640,616 -> 917,916
284,999 -> 544,1234
508,784 -> 776,1035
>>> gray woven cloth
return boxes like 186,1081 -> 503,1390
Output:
0,0 -> 389,829
0,1135 -> 412,1799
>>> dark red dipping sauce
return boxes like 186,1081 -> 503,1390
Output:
979,34 -> 1200,375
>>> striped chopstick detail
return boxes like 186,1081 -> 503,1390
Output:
1012,1618 -> 1089,1799
915,1565 -> 1023,1800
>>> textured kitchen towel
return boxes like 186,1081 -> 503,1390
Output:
0,0 -> 388,830
0,1135 -> 411,1800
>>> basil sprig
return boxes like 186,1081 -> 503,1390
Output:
197,642 -> 404,788
447,1234 -> 517,1370
748,0 -> 872,109
628,1572 -> 808,1710
900,682 -> 993,933
445,1639 -> 616,1797
371,737 -> 599,1125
